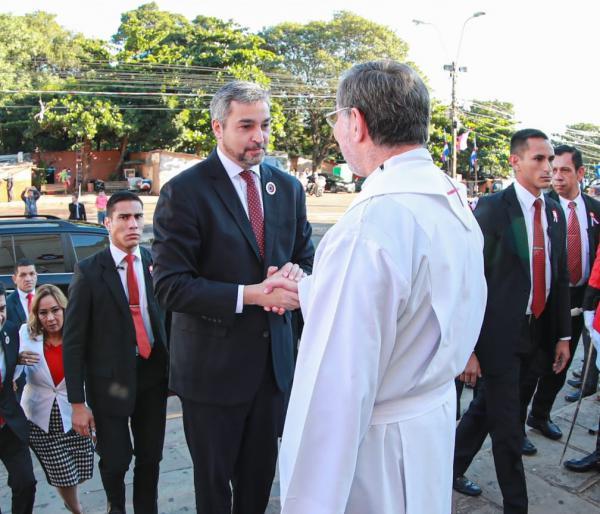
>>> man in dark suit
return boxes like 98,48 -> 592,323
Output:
152,81 -> 314,514
523,145 -> 600,444
68,193 -> 87,221
63,191 -> 169,514
0,283 -> 36,514
7,259 -> 37,400
453,129 -> 571,513
6,259 -> 37,328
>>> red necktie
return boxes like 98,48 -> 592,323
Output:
567,201 -> 582,285
125,254 -> 152,359
532,198 -> 546,318
239,170 -> 265,258
27,293 -> 33,312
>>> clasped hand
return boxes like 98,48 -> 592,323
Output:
259,262 -> 305,315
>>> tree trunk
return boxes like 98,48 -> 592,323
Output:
114,134 -> 129,175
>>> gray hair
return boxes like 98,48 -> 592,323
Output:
210,81 -> 270,125
336,61 -> 430,146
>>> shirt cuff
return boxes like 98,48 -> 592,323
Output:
559,337 -> 570,341
236,285 -> 244,314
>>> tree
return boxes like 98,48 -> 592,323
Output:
261,11 -> 413,170
554,123 -> 600,180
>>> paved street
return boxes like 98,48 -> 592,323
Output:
1,191 -> 599,512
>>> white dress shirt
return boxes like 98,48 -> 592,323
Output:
216,147 -> 264,314
558,193 -> 589,286
109,243 -> 154,346
17,289 -> 32,321
513,181 -> 551,315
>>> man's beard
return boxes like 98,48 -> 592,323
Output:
238,147 -> 265,167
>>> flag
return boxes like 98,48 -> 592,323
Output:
442,139 -> 450,163
470,134 -> 478,169
457,129 -> 470,151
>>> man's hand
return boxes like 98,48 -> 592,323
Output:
553,340 -> 571,374
243,278 -> 299,316
458,353 -> 481,387
71,403 -> 96,441
18,350 -> 40,366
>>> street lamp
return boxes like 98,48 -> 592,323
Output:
413,11 -> 486,178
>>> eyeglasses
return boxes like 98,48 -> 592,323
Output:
324,107 -> 350,129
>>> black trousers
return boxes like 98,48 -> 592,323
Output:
581,328 -> 599,392
0,425 -> 36,514
454,317 -> 539,514
529,311 -> 584,420
94,379 -> 168,514
181,357 -> 284,514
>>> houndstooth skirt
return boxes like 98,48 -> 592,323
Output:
29,400 -> 94,487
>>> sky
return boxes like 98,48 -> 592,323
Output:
4,0 -> 599,138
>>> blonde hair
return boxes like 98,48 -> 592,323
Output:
28,284 -> 68,337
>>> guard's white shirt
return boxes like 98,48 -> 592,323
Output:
513,181 -> 551,314
279,148 -> 487,514
558,193 -> 589,286
109,243 -> 154,346
216,147 -> 263,314
17,289 -> 32,321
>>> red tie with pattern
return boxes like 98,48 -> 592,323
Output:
239,170 -> 265,258
26,293 -> 33,312
125,254 -> 152,359
567,201 -> 582,285
532,198 -> 546,318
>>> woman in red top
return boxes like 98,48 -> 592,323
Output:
18,285 -> 93,514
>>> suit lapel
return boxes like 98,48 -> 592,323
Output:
545,200 -> 559,273
583,194 -> 598,265
140,249 -> 161,345
1,327 -> 16,387
504,185 -> 530,280
208,152 -> 262,262
99,249 -> 130,318
260,165 -> 279,267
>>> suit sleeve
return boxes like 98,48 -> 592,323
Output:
584,241 -> 600,310
82,204 -> 87,221
152,179 -> 238,320
63,262 -> 92,404
290,180 -> 314,274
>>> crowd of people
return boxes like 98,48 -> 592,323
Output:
0,60 -> 597,514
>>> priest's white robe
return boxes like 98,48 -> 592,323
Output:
279,148 -> 487,514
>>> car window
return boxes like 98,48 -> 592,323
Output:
12,234 -> 65,273
71,233 -> 109,261
0,235 -> 15,275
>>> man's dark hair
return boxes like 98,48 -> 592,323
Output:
0,283 -> 5,299
554,144 -> 584,170
106,191 -> 143,218
337,60 -> 430,146
510,128 -> 548,156
14,258 -> 35,274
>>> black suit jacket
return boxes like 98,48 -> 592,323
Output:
6,291 -> 26,327
63,246 -> 168,416
0,321 -> 29,443
152,150 -> 314,405
68,202 -> 87,221
474,184 -> 571,376
547,190 -> 600,308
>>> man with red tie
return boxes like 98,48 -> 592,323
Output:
63,191 -> 169,514
453,129 -> 571,513
152,81 -> 314,514
523,145 -> 600,446
6,259 -> 37,327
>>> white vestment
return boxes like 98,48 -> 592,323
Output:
279,149 -> 487,514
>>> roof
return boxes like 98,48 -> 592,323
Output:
0,215 -> 108,235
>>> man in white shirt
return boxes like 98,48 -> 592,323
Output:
6,259 -> 37,327
276,60 -> 487,514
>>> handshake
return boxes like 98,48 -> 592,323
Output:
243,262 -> 306,315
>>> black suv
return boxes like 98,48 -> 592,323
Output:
0,216 -> 109,293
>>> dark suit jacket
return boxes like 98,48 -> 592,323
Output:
68,202 -> 87,221
152,150 -> 314,405
0,321 -> 29,443
547,190 -> 600,308
6,291 -> 26,328
63,246 -> 168,416
474,184 -> 571,376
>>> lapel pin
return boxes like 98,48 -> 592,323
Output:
552,209 -> 558,223
591,212 -> 598,226
148,264 -> 153,274
265,182 -> 276,195
5,334 -> 9,345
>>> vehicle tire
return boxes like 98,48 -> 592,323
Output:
330,184 -> 337,193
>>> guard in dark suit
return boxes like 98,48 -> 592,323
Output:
67,194 -> 87,221
453,129 -> 571,514
152,81 -> 314,514
63,191 -> 169,514
0,285 -> 36,514
524,145 -> 600,442
6,259 -> 37,401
